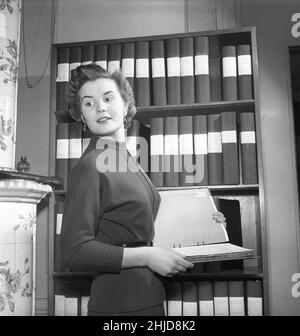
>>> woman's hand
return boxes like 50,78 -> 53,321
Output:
122,246 -> 194,277
212,211 -> 227,229
141,247 -> 194,277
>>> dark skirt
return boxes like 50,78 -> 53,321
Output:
88,303 -> 165,316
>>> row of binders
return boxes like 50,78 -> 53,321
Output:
56,36 -> 253,111
164,279 -> 263,316
54,280 -> 90,316
55,111 -> 258,189
149,111 -> 258,186
54,279 -> 263,316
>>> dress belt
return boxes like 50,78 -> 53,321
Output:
116,241 -> 153,247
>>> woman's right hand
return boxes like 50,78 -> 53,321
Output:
141,247 -> 194,277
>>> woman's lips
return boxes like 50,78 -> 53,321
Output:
97,117 -> 111,123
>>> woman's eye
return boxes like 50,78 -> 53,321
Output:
105,95 -> 114,102
84,101 -> 94,107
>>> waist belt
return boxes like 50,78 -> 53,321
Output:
117,241 -> 153,247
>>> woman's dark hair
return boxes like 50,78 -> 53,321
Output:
68,63 -> 136,129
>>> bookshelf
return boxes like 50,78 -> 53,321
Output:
48,26 -> 266,316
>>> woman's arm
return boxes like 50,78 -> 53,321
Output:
122,246 -> 194,277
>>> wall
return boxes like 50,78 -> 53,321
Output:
16,0 -> 300,315
240,0 -> 300,316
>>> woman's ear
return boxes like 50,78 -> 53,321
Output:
81,114 -> 87,125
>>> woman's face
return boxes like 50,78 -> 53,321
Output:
79,78 -> 128,141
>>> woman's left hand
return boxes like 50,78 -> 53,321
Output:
212,211 -> 227,229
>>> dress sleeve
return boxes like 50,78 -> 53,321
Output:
60,154 -> 124,273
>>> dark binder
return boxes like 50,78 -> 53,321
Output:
207,114 -> 223,185
68,122 -> 82,176
198,281 -> 214,316
209,35 -> 222,101
237,44 -> 253,100
239,112 -> 258,184
221,111 -> 239,184
95,44 -> 108,70
81,45 -> 94,65
135,41 -> 150,107
56,47 -> 70,112
245,280 -> 263,316
222,45 -> 238,101
126,119 -> 140,163
180,37 -> 195,104
166,38 -> 181,105
69,46 -> 81,75
150,117 -> 164,187
193,114 -> 208,186
163,116 -> 179,187
166,280 -> 182,316
182,281 -> 198,316
54,197 -> 64,272
56,123 -> 69,189
213,281 -> 229,316
195,36 -> 210,103
179,116 -> 194,186
64,281 -> 80,316
228,280 -> 245,316
151,40 -> 167,106
121,42 -> 135,92
108,43 -> 121,73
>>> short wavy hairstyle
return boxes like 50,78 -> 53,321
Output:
68,63 -> 136,130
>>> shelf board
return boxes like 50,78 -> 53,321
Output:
54,184 -> 259,196
53,268 -> 263,281
136,100 -> 255,124
54,100 -> 255,124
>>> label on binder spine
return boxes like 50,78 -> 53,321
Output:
136,59 -> 149,77
56,139 -> 69,159
240,131 -> 256,144
151,135 -> 164,155
222,57 -> 237,77
194,134 -> 208,155
122,58 -> 135,77
95,60 -> 107,70
56,214 -> 63,234
180,56 -> 194,76
57,63 -> 69,82
179,134 -> 193,155
151,58 -> 165,78
222,130 -> 237,143
208,133 -> 222,153
70,62 -> 81,72
167,57 -> 180,77
238,55 -> 252,76
195,55 -> 209,75
108,61 -> 120,73
69,139 -> 82,158
165,135 -> 179,155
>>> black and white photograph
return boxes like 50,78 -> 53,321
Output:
0,0 -> 299,324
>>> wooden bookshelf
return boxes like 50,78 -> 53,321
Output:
48,26 -> 267,316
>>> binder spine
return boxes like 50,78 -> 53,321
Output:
56,47 -> 70,112
237,44 -> 253,100
164,117 -> 179,187
193,115 -> 208,185
151,40 -> 167,106
166,38 -> 181,105
222,45 -> 238,101
108,44 -> 121,73
56,123 -> 69,189
121,42 -> 135,93
209,36 -> 222,102
135,41 -> 150,107
221,111 -> 239,184
180,37 -> 195,104
69,46 -> 81,76
68,122 -> 82,175
182,281 -> 198,316
195,36 -> 210,103
198,281 -> 214,316
207,114 -> 223,185
179,116 -> 194,186
239,112 -> 258,184
150,117 -> 164,187
95,44 -> 108,70
81,45 -> 94,65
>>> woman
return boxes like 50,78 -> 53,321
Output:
60,63 -> 225,316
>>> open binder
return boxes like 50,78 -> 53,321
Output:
153,188 -> 254,263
